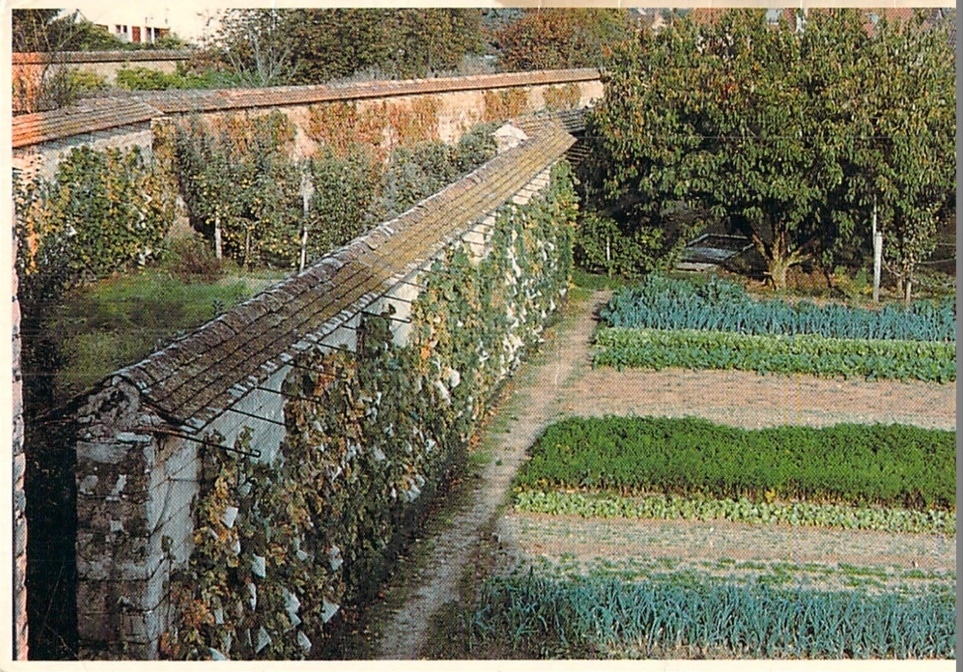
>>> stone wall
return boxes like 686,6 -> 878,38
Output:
13,124 -> 155,184
12,233 -> 29,661
13,50 -> 190,85
12,69 -> 601,181
67,121 -> 576,658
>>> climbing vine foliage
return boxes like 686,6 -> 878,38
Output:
162,162 -> 578,659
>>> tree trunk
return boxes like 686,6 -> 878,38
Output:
903,277 -> 912,307
768,256 -> 791,291
872,199 -> 881,303
738,218 -> 812,291
298,225 -> 309,274
214,215 -> 223,260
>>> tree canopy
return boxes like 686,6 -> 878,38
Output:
211,9 -> 486,86
491,9 -> 636,72
13,10 -> 124,52
588,9 -> 955,294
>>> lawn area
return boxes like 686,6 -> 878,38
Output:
43,267 -> 286,406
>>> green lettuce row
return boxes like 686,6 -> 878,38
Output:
600,275 -> 956,342
593,327 -> 955,382
515,417 -> 955,510
468,572 -> 956,659
512,490 -> 956,535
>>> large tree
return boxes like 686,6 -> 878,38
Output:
492,9 -> 636,71
212,9 -> 485,85
589,9 -> 954,291
841,12 -> 955,304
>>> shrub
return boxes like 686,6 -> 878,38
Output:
15,145 -> 173,294
574,211 -> 677,278
371,129 -> 498,222
163,236 -> 227,282
116,66 -> 184,90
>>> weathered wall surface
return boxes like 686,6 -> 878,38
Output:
13,50 -> 190,83
12,69 -> 601,180
67,121 -> 577,659
12,234 -> 29,661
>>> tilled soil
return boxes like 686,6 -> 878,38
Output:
498,512 -> 956,576
373,289 -> 957,659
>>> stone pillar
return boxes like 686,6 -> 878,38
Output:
12,235 -> 29,660
74,391 -> 200,659
75,432 -> 161,658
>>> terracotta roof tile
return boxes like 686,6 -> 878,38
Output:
12,98 -> 161,148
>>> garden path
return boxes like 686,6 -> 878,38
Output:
373,289 -> 956,659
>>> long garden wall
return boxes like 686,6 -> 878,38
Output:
12,69 -> 601,182
12,70 -> 597,660
61,120 -> 577,659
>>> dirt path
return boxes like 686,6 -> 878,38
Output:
373,289 -> 956,658
373,290 -> 607,659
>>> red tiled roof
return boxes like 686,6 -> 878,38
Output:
12,98 -> 162,148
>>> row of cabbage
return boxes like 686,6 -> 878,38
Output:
466,571 -> 955,659
593,328 -> 956,382
600,275 -> 955,341
513,491 -> 955,535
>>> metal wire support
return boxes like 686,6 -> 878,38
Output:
151,426 -> 263,459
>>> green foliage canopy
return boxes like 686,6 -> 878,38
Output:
12,9 -> 124,52
212,9 -> 486,85
491,9 -> 635,71
588,9 -> 955,290
838,13 -> 956,303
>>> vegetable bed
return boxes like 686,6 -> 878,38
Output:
467,571 -> 956,659
513,491 -> 955,535
593,275 -> 956,382
514,417 -> 955,511
592,328 -> 955,382
601,275 -> 955,342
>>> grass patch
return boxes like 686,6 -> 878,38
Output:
570,269 -> 633,291
45,268 -> 282,405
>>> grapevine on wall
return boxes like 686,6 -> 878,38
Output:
162,161 -> 578,659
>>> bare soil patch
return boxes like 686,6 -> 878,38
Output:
559,367 -> 955,430
498,512 -> 956,575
